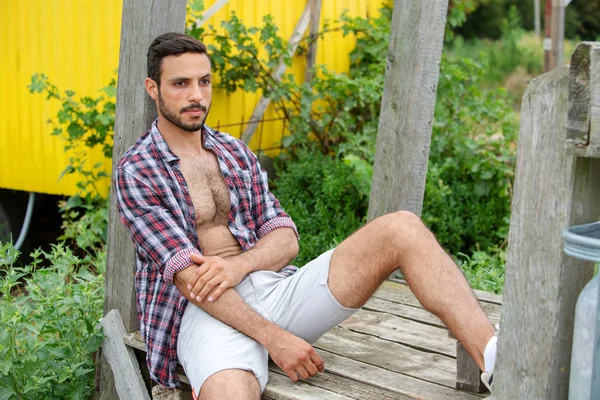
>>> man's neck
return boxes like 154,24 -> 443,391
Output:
157,117 -> 205,158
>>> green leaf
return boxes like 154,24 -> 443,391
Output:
0,360 -> 12,376
281,136 -> 294,148
66,123 -> 85,140
0,388 -> 16,400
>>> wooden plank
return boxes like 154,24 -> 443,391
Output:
196,0 -> 230,26
263,372 -> 354,400
373,281 -> 502,323
367,0 -> 448,219
124,331 -> 146,351
151,385 -> 191,400
241,3 -> 311,144
304,0 -> 322,83
340,309 -> 456,357
494,65 -> 600,398
101,310 -> 151,400
102,2 -> 187,399
317,350 -> 485,400
365,294 -> 500,328
455,339 -> 486,393
268,366 -> 409,400
567,42 -> 600,158
590,43 -> 600,157
364,296 -> 444,327
315,326 -> 457,388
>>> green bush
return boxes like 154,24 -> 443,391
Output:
8,71 -> 113,400
423,55 -> 518,260
0,243 -> 105,399
272,148 -> 369,266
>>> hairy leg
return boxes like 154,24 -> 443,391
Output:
328,211 -> 495,370
198,369 -> 260,400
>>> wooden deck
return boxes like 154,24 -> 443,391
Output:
259,280 -> 501,400
122,280 -> 501,400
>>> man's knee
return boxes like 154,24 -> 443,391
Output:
380,210 -> 428,237
198,369 -> 261,400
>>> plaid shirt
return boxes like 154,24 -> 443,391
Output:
115,120 -> 299,388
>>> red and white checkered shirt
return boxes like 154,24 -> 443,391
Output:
115,120 -> 299,388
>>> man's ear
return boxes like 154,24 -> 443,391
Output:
145,78 -> 158,100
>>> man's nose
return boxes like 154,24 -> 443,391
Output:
189,83 -> 203,101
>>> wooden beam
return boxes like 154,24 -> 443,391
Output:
195,0 -> 230,27
567,42 -> 600,158
101,0 -> 187,399
534,0 -> 541,38
101,310 -> 151,400
544,0 -> 553,72
304,0 -> 322,83
241,3 -> 311,144
494,65 -> 600,398
551,0 -> 565,69
367,0 -> 448,220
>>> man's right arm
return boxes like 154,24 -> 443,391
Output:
174,265 -> 324,381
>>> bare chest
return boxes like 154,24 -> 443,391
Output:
179,152 -> 230,226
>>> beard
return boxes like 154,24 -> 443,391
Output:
158,91 -> 210,132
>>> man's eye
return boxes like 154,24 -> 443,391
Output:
175,81 -> 185,86
201,79 -> 211,85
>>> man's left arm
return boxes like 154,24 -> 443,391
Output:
187,227 -> 298,302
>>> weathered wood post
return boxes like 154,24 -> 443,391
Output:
494,42 -> 600,399
367,0 -> 448,220
100,0 -> 187,398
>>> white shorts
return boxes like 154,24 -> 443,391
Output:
176,249 -> 358,395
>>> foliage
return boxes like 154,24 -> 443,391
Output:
0,242 -> 105,400
10,52 -> 113,400
28,74 -> 113,248
272,148 -> 369,266
447,6 -> 537,85
193,7 -> 386,158
458,0 -> 600,41
198,3 -> 516,287
446,0 -> 478,41
458,248 -> 505,294
185,0 -> 205,39
423,56 -> 518,257
28,74 -> 114,215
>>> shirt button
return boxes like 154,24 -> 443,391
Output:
176,310 -> 182,316
182,180 -> 187,186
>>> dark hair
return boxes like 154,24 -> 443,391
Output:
147,33 -> 209,86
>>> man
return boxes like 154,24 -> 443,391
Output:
116,32 -> 497,400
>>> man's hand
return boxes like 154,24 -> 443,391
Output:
187,253 -> 247,302
265,329 -> 325,382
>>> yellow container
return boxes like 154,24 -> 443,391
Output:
0,0 -> 383,197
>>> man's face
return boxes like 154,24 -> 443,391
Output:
151,52 -> 213,132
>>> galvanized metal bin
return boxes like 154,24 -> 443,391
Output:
564,222 -> 600,263
563,222 -> 600,400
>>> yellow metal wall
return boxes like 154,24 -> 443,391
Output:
0,0 -> 383,197
0,0 -> 122,196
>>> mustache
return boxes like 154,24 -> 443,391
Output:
181,104 -> 207,113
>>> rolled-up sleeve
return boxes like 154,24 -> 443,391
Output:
243,148 -> 299,241
115,166 -> 201,283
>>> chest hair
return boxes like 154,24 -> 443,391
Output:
179,153 -> 230,226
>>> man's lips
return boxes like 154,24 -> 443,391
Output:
182,105 -> 207,114
183,109 -> 205,115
